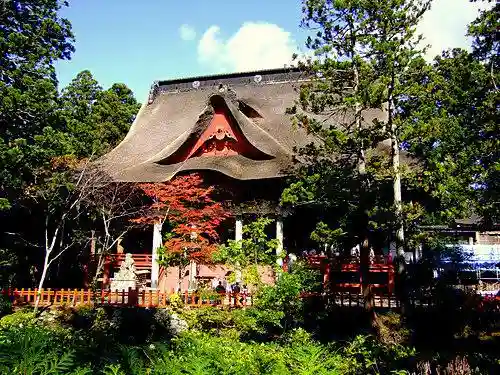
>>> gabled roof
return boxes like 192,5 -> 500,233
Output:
98,68 -> 386,182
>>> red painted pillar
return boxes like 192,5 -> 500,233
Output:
102,258 -> 111,289
388,267 -> 395,295
323,261 -> 330,290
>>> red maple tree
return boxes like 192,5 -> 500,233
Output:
134,173 -> 230,268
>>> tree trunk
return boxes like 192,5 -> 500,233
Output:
390,103 -> 407,312
392,133 -> 405,258
353,60 -> 375,317
34,251 -> 50,313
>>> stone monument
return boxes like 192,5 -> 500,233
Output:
110,253 -> 138,291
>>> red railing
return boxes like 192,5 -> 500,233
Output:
306,254 -> 393,266
106,254 -> 153,270
1,288 -> 251,308
303,254 -> 396,293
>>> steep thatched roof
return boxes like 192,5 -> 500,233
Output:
98,68 -> 388,182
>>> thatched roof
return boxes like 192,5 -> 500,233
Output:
98,68 -> 388,182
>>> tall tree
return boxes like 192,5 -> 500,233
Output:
0,0 -> 74,141
362,1 -> 431,303
467,2 -> 499,223
0,0 -> 75,287
288,0 -> 430,313
27,157 -> 103,311
59,71 -> 140,157
296,0 -> 385,313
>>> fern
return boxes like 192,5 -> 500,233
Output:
117,344 -> 146,375
69,368 -> 93,375
39,351 -> 75,375
101,364 -> 125,375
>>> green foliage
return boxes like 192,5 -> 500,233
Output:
375,312 -> 412,347
286,0 -> 435,270
0,296 -> 12,318
0,310 -> 36,330
168,293 -> 184,309
0,324 -> 78,375
254,262 -> 321,332
310,221 -> 345,249
214,218 -> 280,286
0,305 -> 498,374
0,0 -> 74,141
0,0 -> 140,289
59,71 -> 140,157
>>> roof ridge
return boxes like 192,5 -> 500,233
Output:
156,67 -> 302,86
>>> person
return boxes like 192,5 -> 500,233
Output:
232,282 -> 241,294
231,282 -> 241,306
215,281 -> 225,305
241,284 -> 248,306
215,281 -> 225,294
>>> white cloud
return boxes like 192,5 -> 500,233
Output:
417,0 -> 492,59
179,24 -> 196,41
196,1 -> 493,72
197,22 -> 297,73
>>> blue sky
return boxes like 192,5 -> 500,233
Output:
55,0 -> 304,100
55,0 -> 489,102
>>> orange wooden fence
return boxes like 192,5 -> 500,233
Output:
2,288 -> 498,311
1,288 -> 252,308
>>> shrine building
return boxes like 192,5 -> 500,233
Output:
97,67 -> 390,292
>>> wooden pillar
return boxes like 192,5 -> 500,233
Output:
151,222 -> 162,289
235,216 -> 243,282
189,261 -> 197,290
235,216 -> 243,241
276,218 -> 284,267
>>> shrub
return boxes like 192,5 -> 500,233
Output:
0,295 -> 12,317
376,312 -> 412,346
0,310 -> 35,329
0,324 -> 80,374
253,262 -> 320,332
